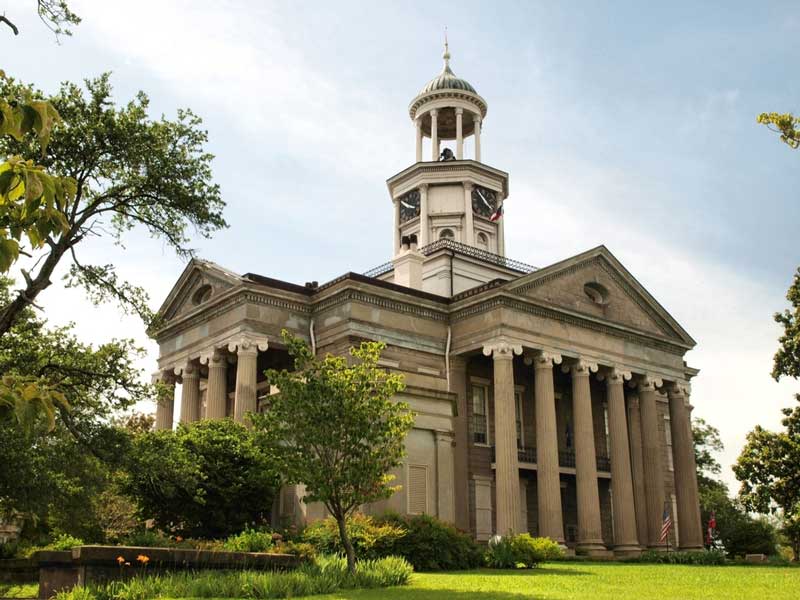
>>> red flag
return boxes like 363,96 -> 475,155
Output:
490,204 -> 503,222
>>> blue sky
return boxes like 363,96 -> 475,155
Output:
4,0 -> 800,489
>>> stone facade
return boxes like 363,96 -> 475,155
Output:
151,43 -> 703,556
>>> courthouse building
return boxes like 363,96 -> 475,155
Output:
152,44 -> 704,555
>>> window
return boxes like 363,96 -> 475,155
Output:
514,390 -> 524,448
439,228 -> 455,240
603,402 -> 610,457
408,465 -> 428,515
664,415 -> 674,471
476,232 -> 489,250
191,284 -> 212,306
471,384 -> 489,445
584,281 -> 610,305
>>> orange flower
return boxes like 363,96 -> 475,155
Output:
116,556 -> 125,565
136,554 -> 150,564
175,536 -> 183,543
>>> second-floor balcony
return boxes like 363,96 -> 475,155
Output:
490,445 -> 611,473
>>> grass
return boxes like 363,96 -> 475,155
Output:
309,563 -> 800,600
0,582 -> 38,598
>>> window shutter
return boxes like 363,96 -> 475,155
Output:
408,465 -> 428,514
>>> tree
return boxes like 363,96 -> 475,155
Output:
733,396 -> 800,561
0,73 -> 226,337
773,267 -> 800,380
1,1 -> 81,38
122,419 -> 279,539
758,113 -> 800,150
693,417 -> 724,485
252,331 -> 414,574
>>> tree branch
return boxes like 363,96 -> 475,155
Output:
0,15 -> 19,35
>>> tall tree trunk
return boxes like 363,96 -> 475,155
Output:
335,513 -> 356,575
0,242 -> 68,337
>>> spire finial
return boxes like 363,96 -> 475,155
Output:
442,27 -> 451,70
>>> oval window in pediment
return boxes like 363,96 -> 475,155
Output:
584,281 -> 609,306
192,284 -> 213,306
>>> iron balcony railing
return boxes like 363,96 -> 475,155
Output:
490,445 -> 611,472
362,239 -> 538,278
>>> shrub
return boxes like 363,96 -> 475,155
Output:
301,514 -> 403,560
485,534 -> 564,569
53,555 -> 412,599
376,512 -> 482,571
222,528 -> 276,553
635,549 -> 727,565
273,541 -> 317,562
48,533 -> 85,551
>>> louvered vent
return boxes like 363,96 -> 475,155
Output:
408,465 -> 428,515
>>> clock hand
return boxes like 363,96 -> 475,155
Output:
477,189 -> 492,209
400,200 -> 414,209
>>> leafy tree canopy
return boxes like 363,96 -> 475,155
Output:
773,267 -> 800,380
1,1 -> 81,38
0,73 -> 226,337
733,396 -> 800,560
252,331 -> 413,573
758,112 -> 800,150
693,417 -> 724,484
121,419 -> 279,539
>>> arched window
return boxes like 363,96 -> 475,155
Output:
584,281 -> 610,305
191,284 -> 213,306
476,232 -> 489,250
439,228 -> 455,240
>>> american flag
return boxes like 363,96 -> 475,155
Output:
659,508 -> 672,543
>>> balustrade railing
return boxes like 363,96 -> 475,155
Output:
488,445 -> 611,472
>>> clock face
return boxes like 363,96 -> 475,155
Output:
472,186 -> 497,218
399,189 -> 421,223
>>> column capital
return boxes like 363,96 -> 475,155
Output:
228,334 -> 268,355
173,361 -> 198,379
419,182 -> 429,192
151,370 -> 176,385
482,341 -> 522,360
637,374 -> 663,392
598,366 -> 631,384
435,430 -> 455,445
455,107 -> 464,115
561,358 -> 598,376
200,347 -> 226,366
666,381 -> 691,399
430,108 -> 439,117
525,350 -> 563,368
472,113 -> 482,123
462,180 -> 474,192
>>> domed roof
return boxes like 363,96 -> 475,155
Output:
417,41 -> 477,96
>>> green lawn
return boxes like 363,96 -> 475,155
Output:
313,563 -> 800,600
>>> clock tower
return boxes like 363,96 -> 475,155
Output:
387,39 -> 510,258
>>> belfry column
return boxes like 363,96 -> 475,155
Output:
628,395 -> 649,548
205,350 -> 228,420
455,107 -> 464,159
463,182 -> 475,246
605,368 -> 640,555
153,372 -> 175,431
393,198 -> 400,254
415,117 -> 423,162
639,377 -> 667,549
668,384 -> 704,550
532,351 -> 565,544
473,114 -> 482,162
483,342 -> 522,535
568,360 -> 605,554
430,109 -> 439,161
419,184 -> 429,246
179,362 -> 200,423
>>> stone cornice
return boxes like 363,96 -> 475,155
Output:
450,292 -> 691,355
313,287 -> 448,322
386,160 -> 509,199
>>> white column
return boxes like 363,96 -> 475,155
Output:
415,117 -> 423,163
435,430 -> 455,523
179,362 -> 200,423
419,184 -> 429,247
473,114 -> 482,162
498,207 -> 506,257
455,108 -> 464,159
393,198 -> 400,255
153,371 -> 175,431
205,349 -> 228,420
463,182 -> 475,245
483,342 -> 523,535
430,109 -> 439,161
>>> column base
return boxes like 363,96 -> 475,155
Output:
678,544 -> 704,552
646,543 -> 669,552
576,542 -> 612,558
613,545 -> 642,558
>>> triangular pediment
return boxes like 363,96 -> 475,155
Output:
507,246 -> 695,346
157,258 -> 242,322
